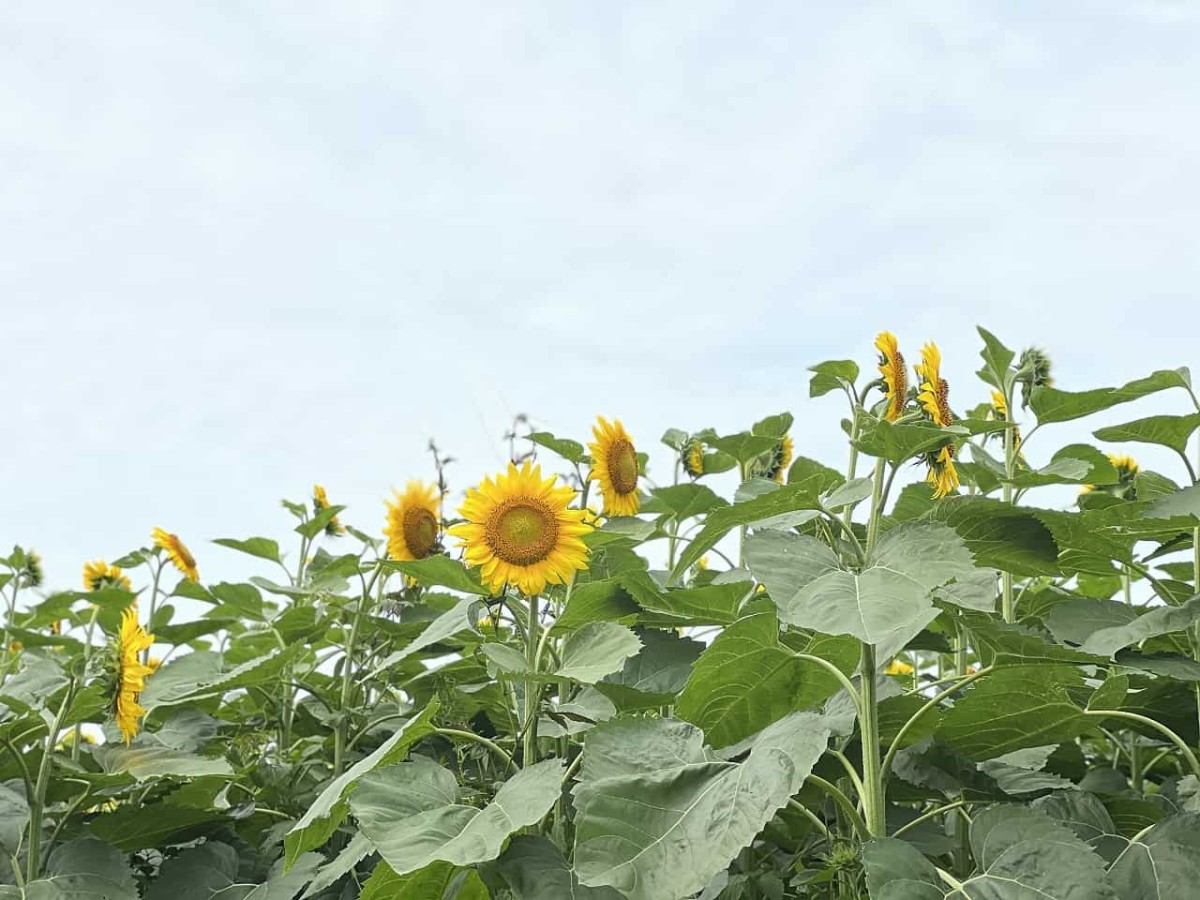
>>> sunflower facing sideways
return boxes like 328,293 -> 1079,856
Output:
152,528 -> 199,582
588,417 -> 641,517
449,461 -> 591,596
875,331 -> 908,422
384,481 -> 442,561
914,342 -> 960,499
312,484 -> 346,536
83,560 -> 132,592
111,607 -> 154,743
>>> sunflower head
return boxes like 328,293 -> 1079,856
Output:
588,417 -> 641,517
915,343 -> 953,428
448,460 -> 592,596
83,560 -> 132,592
384,481 -> 442,562
874,331 -> 908,422
885,658 -> 914,677
18,550 -> 44,589
750,436 -> 794,484
110,607 -> 154,744
924,444 -> 960,499
312,484 -> 346,537
1016,347 -> 1054,408
152,528 -> 199,583
990,390 -> 1022,452
50,620 -> 62,636
682,438 -> 706,479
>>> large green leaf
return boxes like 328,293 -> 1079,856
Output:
495,836 -> 624,899
937,667 -> 1091,760
92,746 -> 233,780
676,606 -> 855,747
572,712 -> 832,900
597,628 -> 705,709
284,701 -> 438,868
1051,595 -> 1200,657
1107,813 -> 1200,899
1094,413 -> 1200,455
649,484 -> 729,520
359,861 -> 489,900
862,838 -> 945,900
145,842 -> 238,900
349,758 -> 563,875
382,556 -> 490,595
142,646 -> 306,710
621,572 -> 749,627
1147,483 -> 1200,520
947,805 -> 1113,899
931,498 -> 1060,577
2,839 -> 141,900
853,416 -> 964,464
299,833 -> 374,900
212,536 -> 282,564
484,622 -> 642,685
809,359 -> 860,398
976,326 -> 1016,392
1030,368 -> 1191,424
747,522 -> 977,647
369,597 -> 482,677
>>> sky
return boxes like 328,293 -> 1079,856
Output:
2,1 -> 1199,595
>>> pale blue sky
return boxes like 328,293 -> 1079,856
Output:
2,2 -> 1198,591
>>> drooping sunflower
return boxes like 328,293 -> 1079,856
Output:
449,461 -> 592,596
312,484 -> 346,536
152,528 -> 199,582
682,438 -> 705,479
924,444 -> 961,499
588,417 -> 641,517
875,331 -> 908,422
1016,347 -> 1054,409
112,607 -> 154,743
384,481 -> 442,561
20,550 -> 44,588
83,560 -> 132,592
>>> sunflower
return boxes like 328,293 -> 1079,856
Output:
83,560 -> 132,592
152,528 -> 199,582
766,436 -> 794,483
112,607 -> 154,743
1016,347 -> 1054,409
449,461 -> 592,596
1083,453 -> 1139,499
20,550 -> 44,588
990,390 -> 1022,453
924,444 -> 960,499
915,343 -> 953,428
885,659 -> 914,677
875,332 -> 907,422
682,438 -> 705,479
588,417 -> 641,517
384,481 -> 442,561
312,484 -> 346,536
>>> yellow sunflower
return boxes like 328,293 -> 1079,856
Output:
113,607 -> 154,743
83,560 -> 132,592
915,343 -> 953,427
925,444 -> 960,499
588,417 -> 641,516
449,461 -> 592,596
768,436 -> 794,483
384,481 -> 442,561
885,659 -> 914,677
683,438 -> 705,479
875,331 -> 908,422
1083,453 -> 1139,498
152,528 -> 199,582
312,484 -> 346,536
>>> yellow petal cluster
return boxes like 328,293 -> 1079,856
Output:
114,608 -> 155,743
588,417 -> 641,517
152,528 -> 199,582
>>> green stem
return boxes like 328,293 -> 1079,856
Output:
435,728 -> 518,775
795,654 -> 861,712
891,799 -> 969,838
787,798 -> 832,840
333,590 -> 371,777
882,667 -> 993,781
858,642 -> 886,836
1083,709 -> 1200,779
805,775 -> 868,840
523,594 -> 540,767
27,686 -> 73,882
865,459 -> 886,552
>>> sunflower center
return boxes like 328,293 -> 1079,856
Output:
486,498 -> 559,566
402,507 -> 439,559
935,379 -> 953,427
606,439 -> 639,496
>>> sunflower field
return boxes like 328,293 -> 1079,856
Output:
3,327 -> 1200,900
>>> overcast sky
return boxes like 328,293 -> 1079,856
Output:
2,1 -> 1198,593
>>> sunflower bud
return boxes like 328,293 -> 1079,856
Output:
1016,347 -> 1054,408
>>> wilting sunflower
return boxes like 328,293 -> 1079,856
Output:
152,528 -> 199,582
924,444 -> 960,499
682,438 -> 705,479
384,481 -> 442,561
449,461 -> 591,596
875,331 -> 908,422
83,560 -> 132,592
312,484 -> 346,536
112,607 -> 154,743
20,550 -> 44,588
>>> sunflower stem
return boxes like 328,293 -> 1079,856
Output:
1001,386 -> 1017,623
856,458 -> 888,837
143,558 -> 163,667
27,683 -> 74,882
523,594 -> 540,768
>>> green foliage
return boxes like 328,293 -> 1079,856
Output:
2,328 -> 1199,900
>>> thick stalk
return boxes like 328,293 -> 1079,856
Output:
143,559 -> 163,666
333,590 -> 370,777
1194,526 -> 1200,749
1083,709 -> 1200,779
27,687 -> 73,882
523,594 -> 540,767
1001,412 -> 1016,622
858,643 -> 886,836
